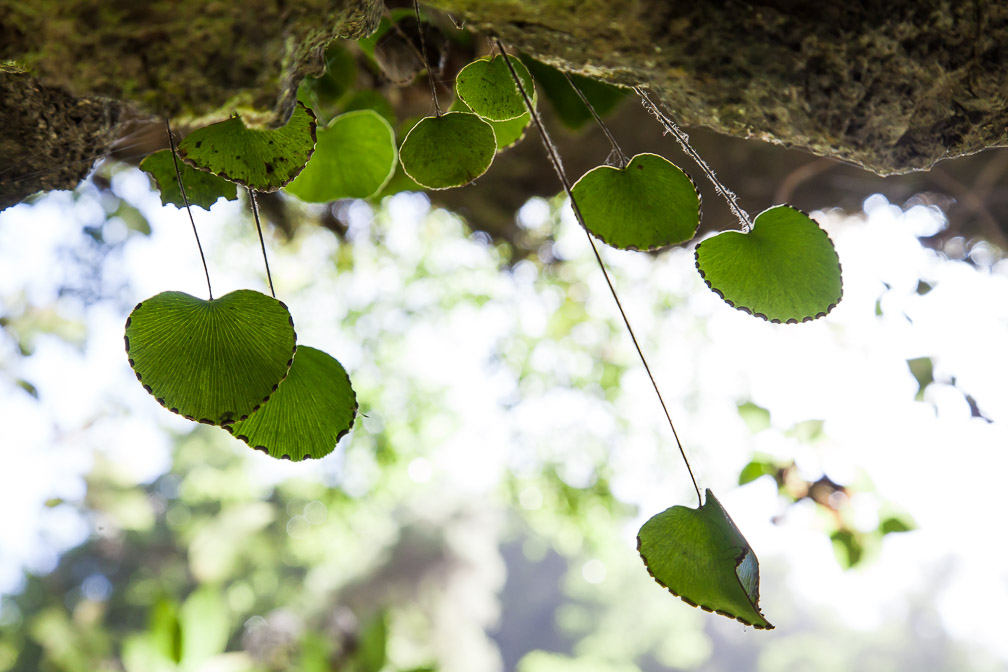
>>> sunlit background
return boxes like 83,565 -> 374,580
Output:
1,164 -> 1006,671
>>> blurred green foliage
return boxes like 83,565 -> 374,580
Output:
735,403 -> 916,570
0,156 -> 992,671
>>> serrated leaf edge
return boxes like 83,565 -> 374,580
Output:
223,347 -> 358,462
637,492 -> 774,630
694,203 -> 843,323
139,150 -> 238,210
123,295 -> 297,426
398,112 -> 496,190
178,102 -> 318,193
570,153 -> 702,253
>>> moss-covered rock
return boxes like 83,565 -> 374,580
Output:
0,68 -> 123,210
0,0 -> 381,125
426,0 -> 1008,175
3,0 -> 1008,210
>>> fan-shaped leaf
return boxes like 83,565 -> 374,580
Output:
139,150 -> 238,210
695,205 -> 842,323
450,98 -> 529,152
638,489 -> 773,629
571,153 -> 700,251
286,110 -> 397,202
398,112 -> 496,190
124,290 -> 296,425
177,102 -> 317,192
226,345 -> 357,461
455,55 -> 535,122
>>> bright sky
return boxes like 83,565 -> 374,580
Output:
1,171 -> 1007,665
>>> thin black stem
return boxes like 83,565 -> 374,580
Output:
248,188 -> 276,298
495,40 -> 702,506
413,0 -> 441,116
564,71 -> 628,167
635,86 -> 753,232
385,7 -> 452,98
165,119 -> 213,300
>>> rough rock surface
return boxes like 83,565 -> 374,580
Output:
3,0 -> 1007,208
0,66 -> 123,211
1,0 -> 382,208
428,0 -> 1008,175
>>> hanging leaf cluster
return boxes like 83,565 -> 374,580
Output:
398,55 -> 536,190
569,140 -> 841,323
125,22 -> 857,630
132,104 -> 357,461
435,49 -> 836,628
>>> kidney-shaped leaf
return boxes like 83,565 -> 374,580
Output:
178,102 -> 317,192
571,153 -> 700,251
695,205 -> 842,323
285,109 -> 397,202
638,489 -> 773,629
398,112 -> 496,190
124,290 -> 296,425
140,149 -> 238,210
226,345 -> 357,461
455,55 -> 535,122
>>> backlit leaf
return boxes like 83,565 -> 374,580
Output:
226,346 -> 357,461
398,112 -> 496,190
695,205 -> 842,323
140,149 -> 237,210
124,290 -> 296,425
451,98 -> 529,152
571,153 -> 700,251
178,102 -> 317,192
455,55 -> 535,122
286,110 -> 396,202
638,489 -> 773,629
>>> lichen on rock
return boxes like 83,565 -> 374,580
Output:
425,0 -> 1008,175
0,68 -> 123,210
0,0 -> 382,126
0,0 -> 381,208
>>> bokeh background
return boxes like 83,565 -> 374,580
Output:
2,144 -> 1007,671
